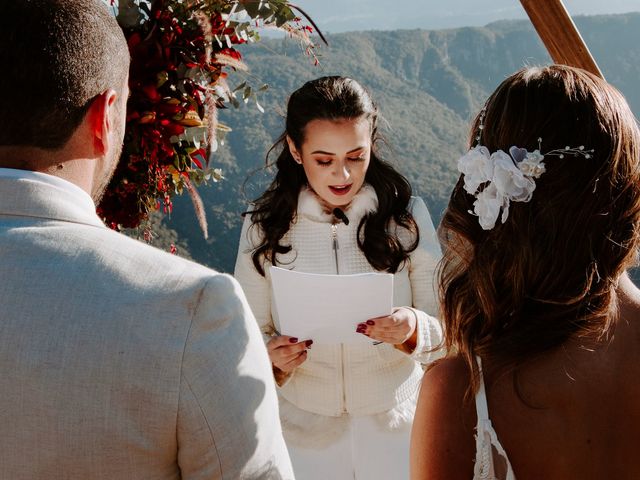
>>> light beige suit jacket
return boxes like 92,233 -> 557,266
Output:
0,170 -> 294,479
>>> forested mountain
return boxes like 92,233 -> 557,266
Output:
147,13 -> 640,273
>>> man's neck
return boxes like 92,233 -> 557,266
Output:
0,145 -> 60,171
0,146 -> 95,199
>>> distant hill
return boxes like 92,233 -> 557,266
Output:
289,0 -> 640,32
144,13 -> 640,274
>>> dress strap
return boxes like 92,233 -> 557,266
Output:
472,355 -> 517,480
474,355 -> 490,421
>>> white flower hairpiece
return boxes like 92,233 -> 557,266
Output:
458,132 -> 594,230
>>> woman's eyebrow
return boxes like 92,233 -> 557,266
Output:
347,146 -> 366,154
310,149 -> 335,155
310,146 -> 366,155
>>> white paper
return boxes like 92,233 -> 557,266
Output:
269,266 -> 393,344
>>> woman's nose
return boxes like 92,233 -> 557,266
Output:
333,162 -> 350,180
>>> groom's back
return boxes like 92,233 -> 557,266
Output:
0,219 -> 192,476
0,1 -> 291,477
0,212 -> 290,478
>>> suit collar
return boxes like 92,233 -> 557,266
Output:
0,168 -> 105,228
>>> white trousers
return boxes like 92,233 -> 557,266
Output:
287,414 -> 411,480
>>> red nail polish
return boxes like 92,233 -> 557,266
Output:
366,320 -> 375,326
289,337 -> 299,343
305,340 -> 313,347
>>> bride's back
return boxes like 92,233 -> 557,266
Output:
486,280 -> 640,479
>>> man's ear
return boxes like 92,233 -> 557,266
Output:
88,89 -> 118,156
286,135 -> 302,164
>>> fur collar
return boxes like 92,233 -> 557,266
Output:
296,184 -> 378,224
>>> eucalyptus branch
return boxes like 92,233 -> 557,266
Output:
287,3 -> 328,45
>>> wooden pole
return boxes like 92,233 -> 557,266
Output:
519,0 -> 604,79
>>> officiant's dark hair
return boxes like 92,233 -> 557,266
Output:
439,65 -> 640,398
0,0 -> 129,149
246,76 -> 419,276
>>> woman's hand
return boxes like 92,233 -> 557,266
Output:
267,335 -> 313,373
356,307 -> 417,347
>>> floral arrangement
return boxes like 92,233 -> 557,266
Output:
458,139 -> 593,230
99,0 -> 322,237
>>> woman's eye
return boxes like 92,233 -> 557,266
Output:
348,156 -> 365,162
316,159 -> 332,166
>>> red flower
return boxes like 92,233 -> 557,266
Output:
98,0 -> 320,231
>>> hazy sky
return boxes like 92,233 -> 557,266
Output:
292,0 -> 640,33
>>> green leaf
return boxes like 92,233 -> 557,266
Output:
139,1 -> 151,19
233,81 -> 247,92
242,1 -> 260,18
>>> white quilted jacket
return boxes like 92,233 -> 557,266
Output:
234,185 -> 443,421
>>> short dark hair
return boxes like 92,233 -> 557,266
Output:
0,0 -> 129,149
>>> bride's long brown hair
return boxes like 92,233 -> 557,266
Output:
439,65 -> 640,394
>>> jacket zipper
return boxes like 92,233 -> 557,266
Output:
331,223 -> 339,275
331,223 -> 348,414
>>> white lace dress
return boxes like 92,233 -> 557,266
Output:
474,357 -> 517,480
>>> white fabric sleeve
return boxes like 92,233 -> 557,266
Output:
404,196 -> 445,364
233,214 -> 294,387
234,215 -> 274,342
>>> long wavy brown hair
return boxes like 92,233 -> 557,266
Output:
439,65 -> 640,394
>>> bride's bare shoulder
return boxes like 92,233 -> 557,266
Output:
417,356 -> 476,426
410,357 -> 476,480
